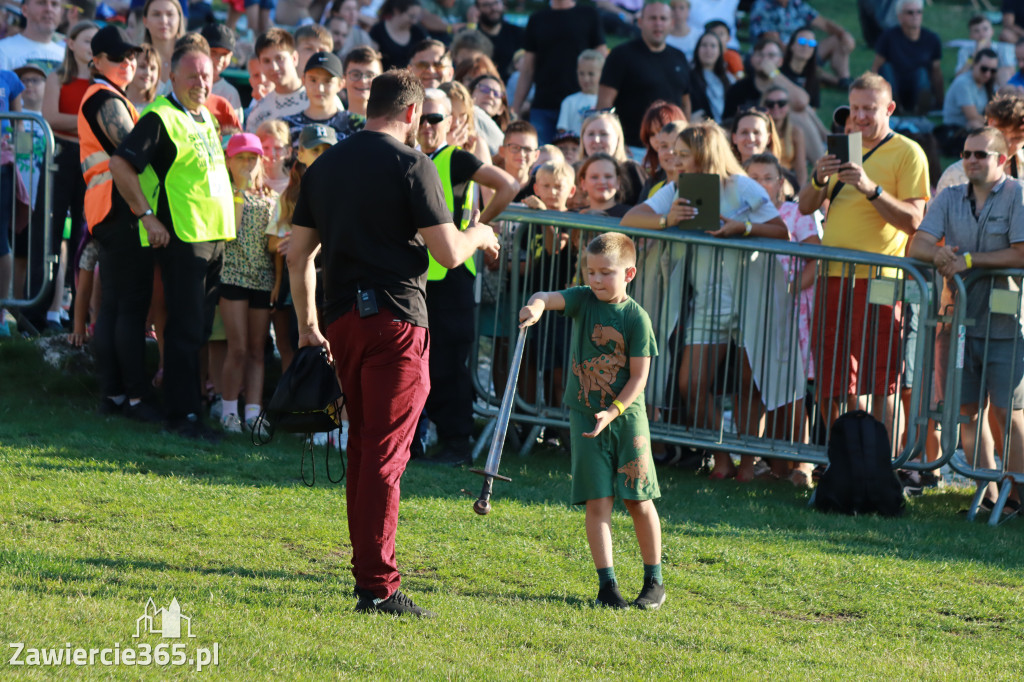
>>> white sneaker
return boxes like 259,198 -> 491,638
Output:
221,413 -> 242,433
246,416 -> 269,439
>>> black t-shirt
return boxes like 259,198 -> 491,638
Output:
80,81 -> 135,225
599,39 -> 691,148
523,5 -> 605,110
875,26 -> 942,72
114,96 -> 203,235
291,130 -> 452,327
779,63 -> 819,108
1004,0 -> 1024,16
369,22 -> 430,71
425,146 -> 482,310
723,76 -> 763,122
487,21 -> 525,78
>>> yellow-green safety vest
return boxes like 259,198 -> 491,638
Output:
137,96 -> 235,246
427,145 -> 476,281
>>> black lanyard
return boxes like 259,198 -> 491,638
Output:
828,132 -> 895,205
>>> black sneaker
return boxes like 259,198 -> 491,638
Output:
354,589 -> 435,617
165,413 -> 222,443
595,582 -> 629,609
124,400 -> 164,423
632,578 -> 666,610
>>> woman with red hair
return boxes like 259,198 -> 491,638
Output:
638,100 -> 687,199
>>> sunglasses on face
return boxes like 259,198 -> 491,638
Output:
979,65 -> 998,75
903,8 -> 922,14
413,59 -> 447,72
795,36 -> 817,48
765,99 -> 789,108
102,51 -> 137,64
475,84 -> 502,98
420,113 -> 446,125
961,149 -> 998,159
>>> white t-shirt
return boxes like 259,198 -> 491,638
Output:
949,39 -> 1016,74
557,91 -> 596,135
666,30 -> 700,61
644,173 -> 777,225
0,34 -> 65,71
687,0 -> 740,50
246,87 -> 345,133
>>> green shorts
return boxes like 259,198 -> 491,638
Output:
569,409 -> 661,505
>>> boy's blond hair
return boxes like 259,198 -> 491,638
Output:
587,232 -> 636,269
577,48 -> 605,67
536,144 -> 565,164
536,159 -> 575,185
256,118 -> 290,146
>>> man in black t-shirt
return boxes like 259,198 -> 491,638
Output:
511,0 -> 606,144
417,88 -> 518,464
597,0 -> 691,152
870,0 -> 943,114
475,0 -> 524,78
287,70 -> 500,618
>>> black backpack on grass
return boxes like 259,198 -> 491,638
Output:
813,411 -> 905,517
252,346 -> 346,486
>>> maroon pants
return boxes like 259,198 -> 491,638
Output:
328,310 -> 430,599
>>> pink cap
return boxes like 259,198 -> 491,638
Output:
226,133 -> 264,158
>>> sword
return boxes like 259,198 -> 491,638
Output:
470,326 -> 528,515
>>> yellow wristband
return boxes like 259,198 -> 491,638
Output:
811,174 -> 826,190
743,220 -> 753,236
611,399 -> 625,415
233,196 -> 244,204
964,252 -> 973,269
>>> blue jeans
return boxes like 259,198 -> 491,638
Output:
878,62 -> 931,114
529,108 -> 560,146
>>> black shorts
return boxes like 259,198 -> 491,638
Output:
220,282 -> 272,309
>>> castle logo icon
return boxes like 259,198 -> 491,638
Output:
134,598 -> 196,639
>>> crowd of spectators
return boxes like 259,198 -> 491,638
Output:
1,0 -> 1023,513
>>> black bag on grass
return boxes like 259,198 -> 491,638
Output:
813,410 -> 904,517
252,346 -> 346,486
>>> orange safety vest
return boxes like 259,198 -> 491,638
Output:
77,80 -> 139,231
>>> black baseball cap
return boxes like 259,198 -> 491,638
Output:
304,51 -> 343,79
90,25 -> 141,61
200,23 -> 236,52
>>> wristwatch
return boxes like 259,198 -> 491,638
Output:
134,207 -> 155,220
659,214 -> 668,229
867,185 -> 883,201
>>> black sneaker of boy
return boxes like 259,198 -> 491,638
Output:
354,589 -> 436,618
632,578 -> 666,610
595,582 -> 629,609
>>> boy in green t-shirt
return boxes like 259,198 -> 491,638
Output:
519,232 -> 664,610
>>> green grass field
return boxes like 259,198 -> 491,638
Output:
1,335 -> 1023,680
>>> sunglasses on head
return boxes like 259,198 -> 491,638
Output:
795,36 -> 817,48
961,149 -> 998,159
420,113 -> 446,125
765,99 -> 789,108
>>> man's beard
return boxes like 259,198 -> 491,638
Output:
479,13 -> 501,29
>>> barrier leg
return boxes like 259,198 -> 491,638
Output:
472,420 -> 496,463
518,425 -> 541,457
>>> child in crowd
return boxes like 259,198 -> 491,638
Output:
256,118 -> 292,195
283,51 -> 356,143
557,49 -> 604,136
666,0 -> 698,59
533,144 -> 564,174
706,20 -> 743,77
498,120 -> 540,201
247,28 -> 320,133
201,23 -> 243,126
247,57 -> 274,114
126,44 -> 160,111
744,152 -> 822,487
219,133 -> 278,434
519,232 -> 665,610
342,45 -> 382,119
294,23 -> 334,72
955,14 -> 1016,84
552,131 -> 581,165
578,153 -> 630,218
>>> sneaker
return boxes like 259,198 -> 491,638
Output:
246,416 -> 270,440
209,395 -> 223,421
354,589 -> 435,617
124,400 -> 164,423
221,413 -> 242,433
166,414 -> 222,443
98,397 -> 124,416
595,582 -> 629,609
632,578 -> 666,610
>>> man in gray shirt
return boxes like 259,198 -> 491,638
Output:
908,126 -> 1024,514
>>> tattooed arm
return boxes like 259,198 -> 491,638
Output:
95,97 -> 136,148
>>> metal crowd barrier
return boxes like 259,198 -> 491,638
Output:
941,269 -> 1024,525
470,208 -> 950,475
1,112 -> 57,326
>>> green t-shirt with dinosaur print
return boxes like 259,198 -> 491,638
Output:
560,286 -> 657,416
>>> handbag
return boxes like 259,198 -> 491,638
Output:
252,345 -> 346,486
